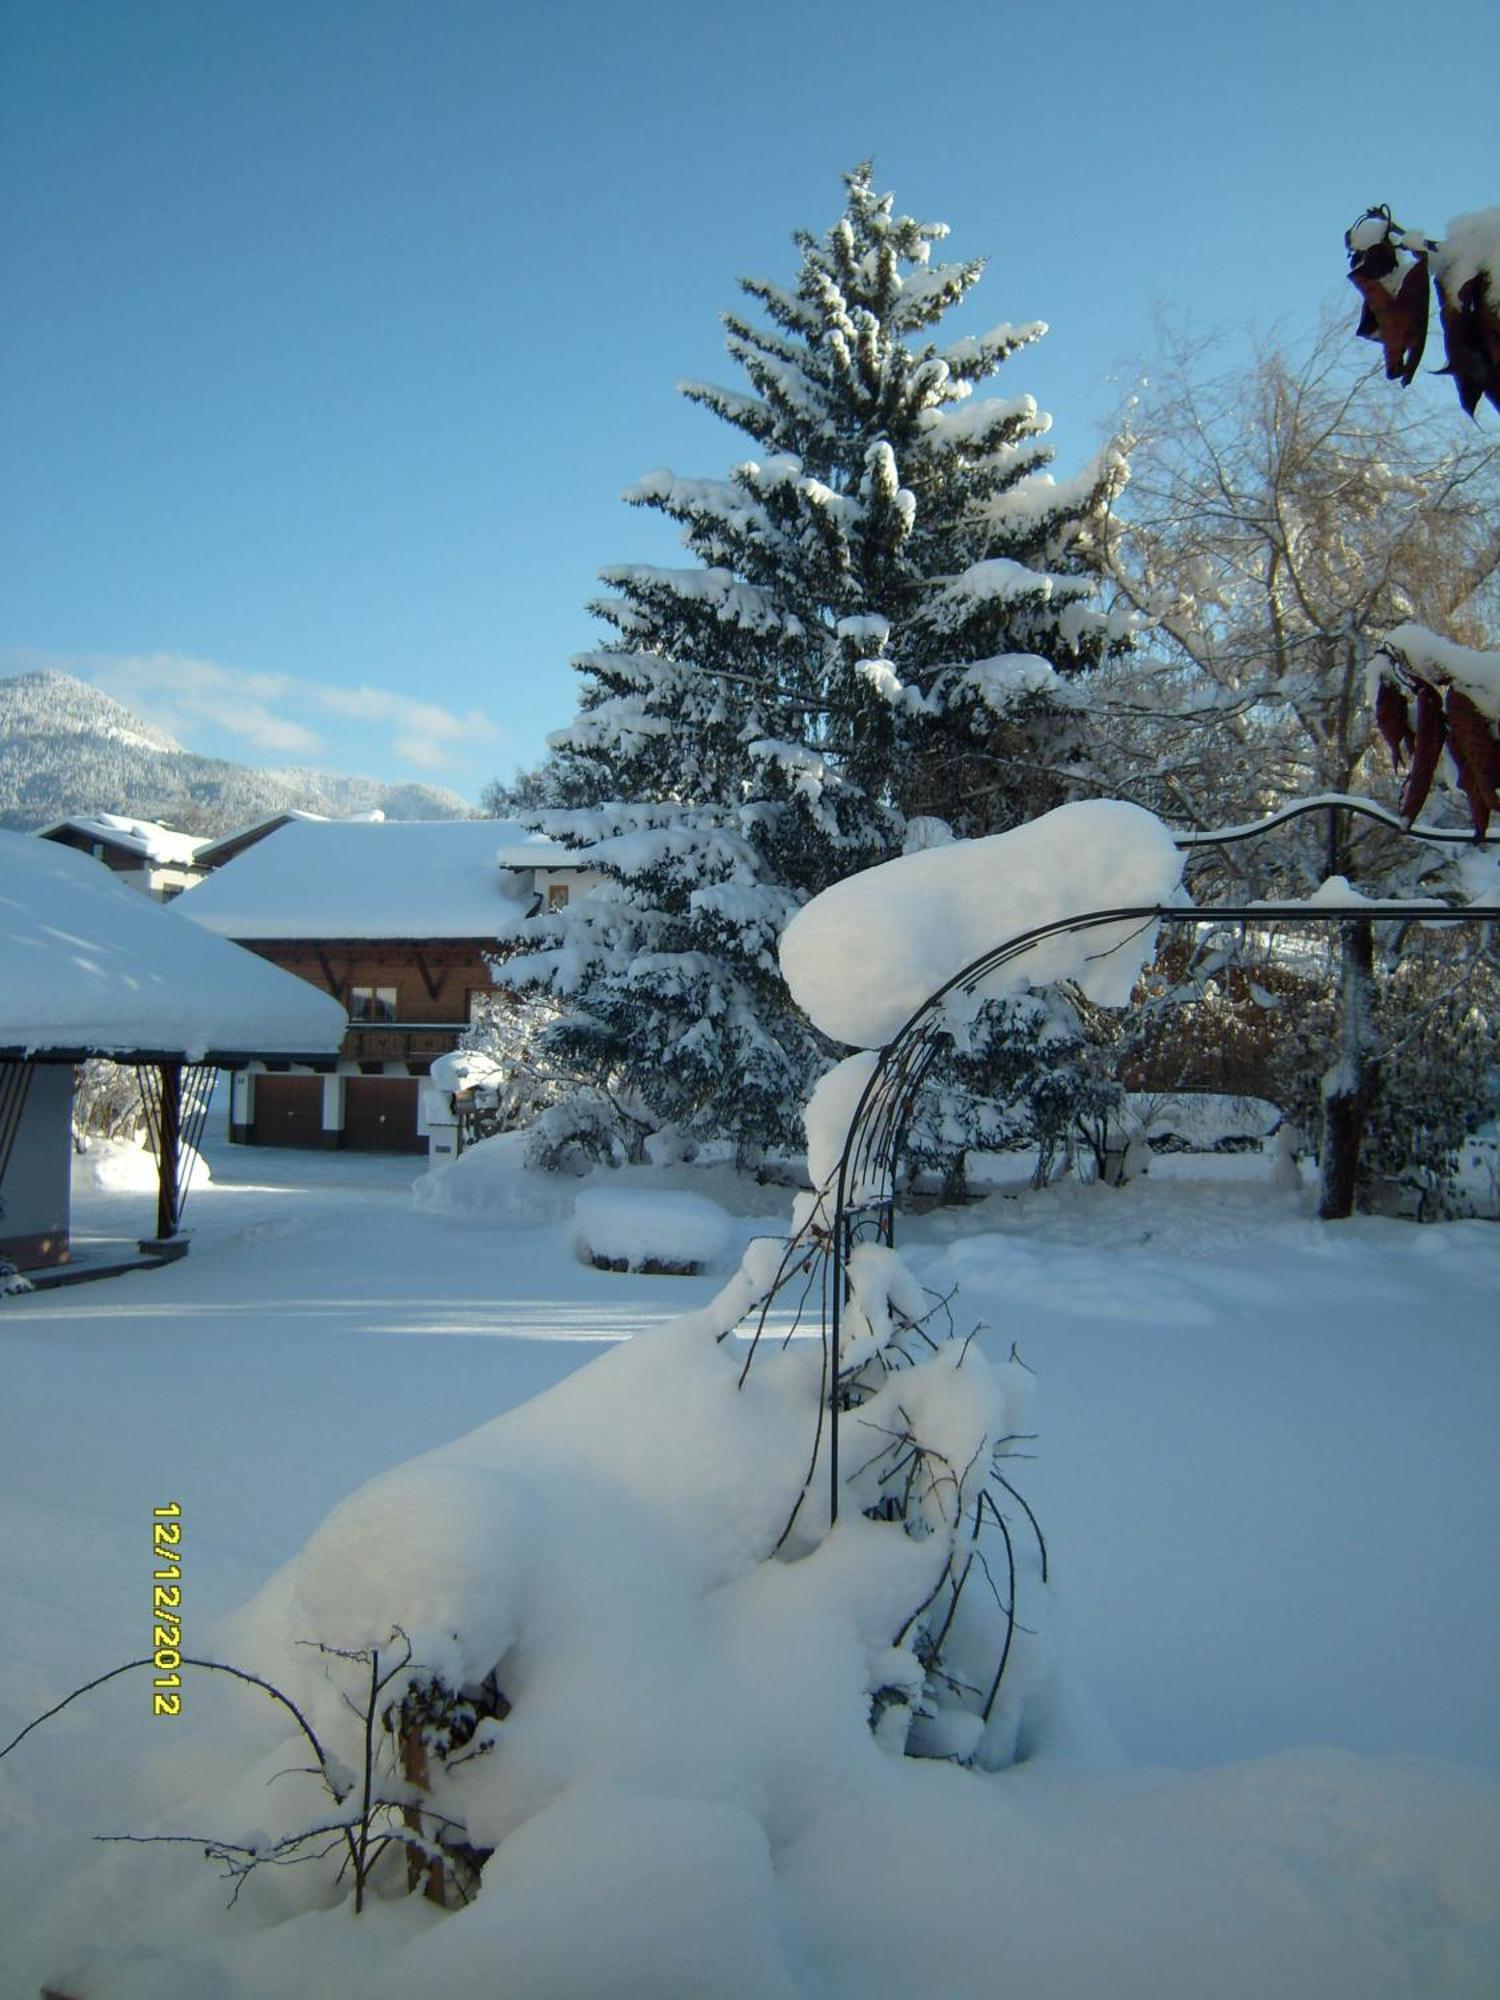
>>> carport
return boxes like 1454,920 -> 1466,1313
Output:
0,832 -> 347,1280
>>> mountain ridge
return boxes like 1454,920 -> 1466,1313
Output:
0,671 -> 477,833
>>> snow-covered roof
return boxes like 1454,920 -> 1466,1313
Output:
0,830 -> 348,1061
179,818 -> 539,940
194,808 -> 329,869
35,813 -> 209,867
493,836 -> 591,870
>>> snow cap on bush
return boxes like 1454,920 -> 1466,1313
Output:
780,800 -> 1184,1050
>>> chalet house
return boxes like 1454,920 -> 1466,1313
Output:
35,813 -> 211,900
0,831 -> 345,1275
178,819 -> 596,1153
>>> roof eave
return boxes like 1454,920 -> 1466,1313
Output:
1,1044 -> 346,1067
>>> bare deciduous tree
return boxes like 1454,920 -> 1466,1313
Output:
1093,319 -> 1498,885
1090,321 -> 1499,1214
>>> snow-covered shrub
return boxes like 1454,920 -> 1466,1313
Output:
572,1185 -> 731,1274
412,1130 -> 578,1227
86,998 -> 1060,1939
1456,1121 -> 1500,1216
71,1134 -> 210,1196
147,1197 -> 1047,1947
451,992 -> 585,1143
70,1057 -> 148,1150
1261,924 -> 1498,1217
905,990 -> 1122,1195
523,1083 -> 653,1173
450,987 -> 662,1170
1355,935 -> 1499,1217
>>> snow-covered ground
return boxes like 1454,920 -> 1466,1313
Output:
2,1125 -> 1497,1997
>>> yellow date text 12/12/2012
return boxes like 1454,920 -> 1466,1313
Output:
152,1504 -> 183,1717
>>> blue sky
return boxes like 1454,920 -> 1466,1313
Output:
2,0 -> 1494,803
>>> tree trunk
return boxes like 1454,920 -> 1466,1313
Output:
1318,917 -> 1377,1219
396,1709 -> 451,1905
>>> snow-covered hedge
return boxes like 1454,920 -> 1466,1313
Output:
573,1185 -> 732,1273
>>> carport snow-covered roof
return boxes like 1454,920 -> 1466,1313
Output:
179,817 -> 537,941
0,831 -> 348,1061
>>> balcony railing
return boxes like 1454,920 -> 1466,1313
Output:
339,1020 -> 466,1062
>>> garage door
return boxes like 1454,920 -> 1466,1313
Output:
251,1074 -> 324,1147
343,1076 -> 422,1152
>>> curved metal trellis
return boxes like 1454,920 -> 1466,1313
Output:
822,797 -> 1500,1526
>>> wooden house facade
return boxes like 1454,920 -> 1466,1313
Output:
35,813 -> 210,901
179,820 -> 596,1154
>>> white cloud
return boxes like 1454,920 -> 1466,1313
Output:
12,649 -> 499,776
311,683 -> 497,770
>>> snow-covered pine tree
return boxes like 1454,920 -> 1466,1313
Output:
494,165 -> 1129,1158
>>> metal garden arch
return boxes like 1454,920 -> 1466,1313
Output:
820,798 -> 1499,1524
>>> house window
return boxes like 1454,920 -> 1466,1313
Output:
350,985 -> 399,1022
546,882 -> 570,911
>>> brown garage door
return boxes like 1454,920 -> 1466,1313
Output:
251,1074 -> 324,1147
344,1076 -> 422,1152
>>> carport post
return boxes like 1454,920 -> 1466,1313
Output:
154,1060 -> 182,1242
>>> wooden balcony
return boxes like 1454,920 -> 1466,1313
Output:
339,1021 -> 465,1065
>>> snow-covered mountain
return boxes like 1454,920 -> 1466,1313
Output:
0,671 -> 476,831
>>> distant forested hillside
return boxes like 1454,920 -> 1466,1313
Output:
0,672 -> 476,832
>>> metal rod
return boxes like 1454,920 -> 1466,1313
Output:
175,1064 -> 217,1219
0,1062 -> 35,1189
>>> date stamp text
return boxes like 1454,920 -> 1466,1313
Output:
152,1503 -> 183,1716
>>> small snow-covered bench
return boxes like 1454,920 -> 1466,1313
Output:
573,1186 -> 731,1276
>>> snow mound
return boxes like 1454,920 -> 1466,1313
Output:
594,1156 -> 798,1219
411,1131 -> 577,1227
213,1248 -> 1498,2000
383,1791 -> 801,2000
71,1138 -> 210,1195
213,1245 -> 1053,1984
573,1185 -> 732,1272
779,800 -> 1184,1048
